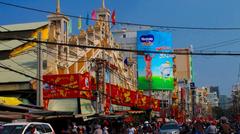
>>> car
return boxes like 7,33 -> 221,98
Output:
1,122 -> 55,134
159,122 -> 180,134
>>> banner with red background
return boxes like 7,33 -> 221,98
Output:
43,73 -> 161,112
43,72 -> 93,100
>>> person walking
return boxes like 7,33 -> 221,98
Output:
127,124 -> 136,134
103,126 -> 109,134
93,125 -> 103,134
219,120 -> 232,134
205,121 -> 217,134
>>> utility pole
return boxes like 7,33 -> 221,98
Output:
95,58 -> 105,114
148,80 -> 152,122
190,82 -> 195,118
37,32 -> 43,106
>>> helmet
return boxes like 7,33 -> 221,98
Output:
144,121 -> 149,124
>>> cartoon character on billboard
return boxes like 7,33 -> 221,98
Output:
159,61 -> 171,78
144,54 -> 153,80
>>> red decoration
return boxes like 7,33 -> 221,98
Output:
111,10 -> 116,25
43,72 -> 92,99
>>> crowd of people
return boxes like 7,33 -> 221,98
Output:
180,118 -> 240,134
58,117 -> 240,134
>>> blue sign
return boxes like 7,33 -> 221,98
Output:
137,30 -> 174,91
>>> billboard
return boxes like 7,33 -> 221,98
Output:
137,30 -> 174,91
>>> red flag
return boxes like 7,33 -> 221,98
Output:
111,10 -> 116,25
91,10 -> 96,20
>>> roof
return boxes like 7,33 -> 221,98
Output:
0,46 -> 47,83
0,22 -> 48,84
3,122 -> 29,126
0,21 -> 48,32
0,40 -> 26,51
0,50 -> 36,83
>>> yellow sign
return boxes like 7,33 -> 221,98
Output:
0,97 -> 22,106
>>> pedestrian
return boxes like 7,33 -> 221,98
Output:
127,124 -> 136,134
205,121 -> 217,134
103,126 -> 109,134
219,120 -> 232,134
93,124 -> 103,134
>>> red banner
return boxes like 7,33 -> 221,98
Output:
136,91 -> 151,110
43,72 -> 93,99
43,73 -> 161,111
152,99 -> 160,111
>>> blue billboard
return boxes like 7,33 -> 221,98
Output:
137,30 -> 174,91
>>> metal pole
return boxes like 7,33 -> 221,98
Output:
109,67 -> 112,113
96,61 -> 99,114
148,80 -> 152,122
37,32 -> 43,106
192,89 -> 195,118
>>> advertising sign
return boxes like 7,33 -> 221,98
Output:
137,30 -> 174,90
43,72 -> 92,99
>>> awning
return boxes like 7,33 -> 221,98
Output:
0,96 -> 22,106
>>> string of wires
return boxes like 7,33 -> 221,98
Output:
0,63 -> 106,99
195,37 -> 240,51
0,63 -> 153,111
1,1 -> 240,31
106,66 -> 136,87
2,37 -> 240,56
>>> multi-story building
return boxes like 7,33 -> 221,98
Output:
194,87 -> 209,116
207,88 -> 219,107
232,83 -> 240,113
219,95 -> 232,110
210,86 -> 220,99
173,48 -> 194,118
0,0 -> 138,114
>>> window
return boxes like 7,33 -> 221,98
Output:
64,21 -> 67,33
35,124 -> 45,133
42,124 -> 52,133
24,124 -> 35,134
123,34 -> 126,38
160,100 -> 169,108
2,125 -> 26,134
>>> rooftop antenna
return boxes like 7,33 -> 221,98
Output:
102,0 -> 105,8
56,0 -> 60,14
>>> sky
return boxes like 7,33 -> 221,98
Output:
1,0 -> 240,96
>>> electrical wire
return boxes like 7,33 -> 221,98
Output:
107,66 -> 136,87
195,38 -> 240,50
195,38 -> 240,51
2,37 -> 240,56
44,47 -> 137,87
0,25 -> 10,32
0,42 -> 37,75
43,49 -> 90,63
200,42 -> 240,51
0,64 -> 155,111
43,46 -> 90,62
1,1 -> 240,31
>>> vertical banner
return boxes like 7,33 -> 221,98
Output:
137,30 -> 174,91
